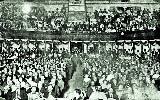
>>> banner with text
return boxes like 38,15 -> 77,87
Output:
69,0 -> 85,11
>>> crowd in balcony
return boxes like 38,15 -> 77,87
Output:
0,3 -> 67,33
65,7 -> 160,35
88,7 -> 160,33
0,3 -> 160,34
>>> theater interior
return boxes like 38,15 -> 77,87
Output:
0,0 -> 160,100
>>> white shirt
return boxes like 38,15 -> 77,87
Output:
89,91 -> 107,100
28,92 -> 40,100
20,81 -> 26,88
152,74 -> 159,79
84,77 -> 91,83
107,74 -> 114,81
47,93 -> 55,100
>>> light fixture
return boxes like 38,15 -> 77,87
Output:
22,2 -> 32,14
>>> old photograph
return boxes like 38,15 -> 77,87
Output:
0,0 -> 160,100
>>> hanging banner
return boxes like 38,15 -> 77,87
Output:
142,42 -> 149,52
56,43 -> 70,52
124,42 -> 133,52
106,43 -> 112,51
68,0 -> 86,21
69,0 -> 85,6
118,42 -> 123,50
151,42 -> 160,51
69,0 -> 85,11
135,42 -> 141,55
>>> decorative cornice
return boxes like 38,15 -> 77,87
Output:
0,0 -> 159,5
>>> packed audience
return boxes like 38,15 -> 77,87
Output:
0,40 -> 160,99
80,41 -> 160,100
0,39 -> 78,100
0,3 -> 160,34
0,3 -> 67,32
87,7 -> 160,33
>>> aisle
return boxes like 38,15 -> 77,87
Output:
68,63 -> 84,91
64,59 -> 84,97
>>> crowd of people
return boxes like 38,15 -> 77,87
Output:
0,3 -> 67,33
54,40 -> 160,100
0,39 -> 79,100
87,7 -> 160,33
80,41 -> 160,100
0,1 -> 160,100
0,40 -> 160,99
0,3 -> 160,34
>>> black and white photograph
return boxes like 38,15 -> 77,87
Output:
0,0 -> 160,100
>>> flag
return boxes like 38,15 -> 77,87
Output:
39,42 -> 45,50
151,42 -> 160,51
135,42 -> 141,55
142,41 -> 149,52
106,43 -> 112,50
113,43 -> 118,50
56,43 -> 70,52
124,42 -> 133,52
28,43 -> 35,50
11,42 -> 20,49
118,42 -> 123,50
69,0 -> 85,11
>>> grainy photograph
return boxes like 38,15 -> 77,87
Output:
0,0 -> 160,100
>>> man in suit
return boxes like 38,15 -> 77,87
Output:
0,89 -> 5,100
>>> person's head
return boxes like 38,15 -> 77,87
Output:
37,69 -> 41,74
103,80 -> 107,85
7,76 -> 11,81
44,71 -> 49,77
97,72 -> 102,77
31,86 -> 37,93
12,75 -> 17,80
26,66 -> 30,71
91,81 -> 95,86
128,86 -> 133,93
2,74 -> 5,79
156,70 -> 159,74
109,88 -> 113,94
75,89 -> 81,95
19,77 -> 23,82
85,74 -> 89,78
58,74 -> 63,80
102,74 -> 106,79
51,71 -> 56,77
29,71 -> 33,76
32,68 -> 36,73
3,67 -> 7,74
48,84 -> 53,93
112,78 -> 116,83
110,71 -> 113,74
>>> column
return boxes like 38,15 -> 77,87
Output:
83,43 -> 87,54
68,41 -> 71,53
